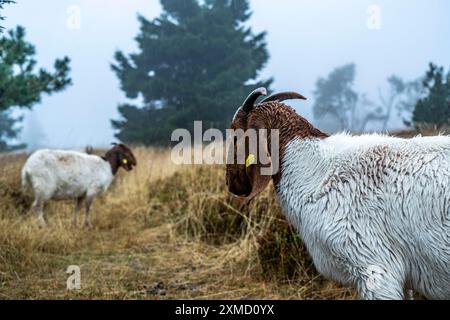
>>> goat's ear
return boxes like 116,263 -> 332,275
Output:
245,160 -> 272,200
243,119 -> 273,201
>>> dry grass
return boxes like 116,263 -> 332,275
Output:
0,146 -> 357,300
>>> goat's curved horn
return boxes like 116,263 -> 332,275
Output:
261,92 -> 307,104
242,87 -> 267,113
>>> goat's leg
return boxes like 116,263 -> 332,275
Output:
72,197 -> 84,227
33,198 -> 47,228
357,266 -> 405,300
84,197 -> 94,229
405,289 -> 414,300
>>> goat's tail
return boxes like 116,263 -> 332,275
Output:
21,168 -> 33,193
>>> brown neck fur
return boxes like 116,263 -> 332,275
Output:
102,151 -> 121,175
247,102 -> 329,186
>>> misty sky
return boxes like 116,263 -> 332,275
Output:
3,0 -> 450,149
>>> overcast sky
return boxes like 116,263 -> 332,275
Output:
3,0 -> 450,149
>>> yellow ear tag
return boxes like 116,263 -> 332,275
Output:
122,159 -> 128,165
246,154 -> 255,168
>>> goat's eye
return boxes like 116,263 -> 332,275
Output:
122,159 -> 128,165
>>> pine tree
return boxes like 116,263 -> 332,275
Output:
411,63 -> 450,129
111,0 -> 272,145
0,110 -> 24,150
0,26 -> 71,151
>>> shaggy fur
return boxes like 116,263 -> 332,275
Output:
22,145 -> 136,228
279,134 -> 450,299
226,88 -> 450,300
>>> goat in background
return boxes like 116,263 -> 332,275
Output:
22,143 -> 137,228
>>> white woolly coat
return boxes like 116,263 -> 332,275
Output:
278,133 -> 450,299
22,150 -> 114,201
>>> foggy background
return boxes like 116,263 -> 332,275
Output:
3,0 -> 450,149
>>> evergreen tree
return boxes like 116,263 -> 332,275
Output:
112,0 -> 272,145
0,26 -> 71,151
0,110 -> 23,150
411,63 -> 450,129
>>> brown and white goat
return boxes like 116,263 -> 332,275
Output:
226,88 -> 450,300
22,144 -> 137,228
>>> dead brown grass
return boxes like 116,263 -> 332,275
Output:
0,146 -> 356,300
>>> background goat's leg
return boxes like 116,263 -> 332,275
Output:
72,197 -> 84,227
84,197 -> 94,229
33,198 -> 47,228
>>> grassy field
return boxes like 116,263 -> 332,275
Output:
0,146 -> 360,300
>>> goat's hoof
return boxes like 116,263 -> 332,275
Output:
84,223 -> 93,230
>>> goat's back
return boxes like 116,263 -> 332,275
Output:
22,149 -> 112,200
278,134 -> 450,299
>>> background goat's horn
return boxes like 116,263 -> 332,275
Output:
242,87 -> 267,113
261,92 -> 307,104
